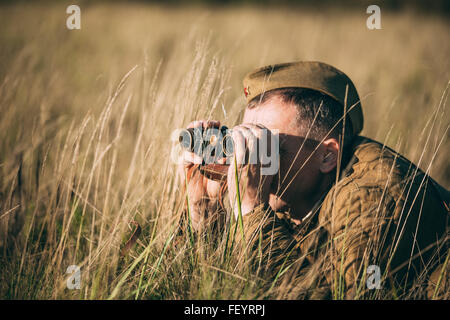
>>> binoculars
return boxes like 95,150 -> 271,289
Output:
178,126 -> 233,180
178,126 -> 234,158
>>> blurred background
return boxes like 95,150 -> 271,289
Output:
0,0 -> 448,299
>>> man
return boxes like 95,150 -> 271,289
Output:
178,61 -> 449,299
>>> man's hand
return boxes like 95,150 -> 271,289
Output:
227,124 -> 275,218
177,120 -> 223,231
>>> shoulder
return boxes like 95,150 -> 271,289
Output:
318,137 -> 408,226
341,136 -> 404,184
319,136 -> 447,227
337,136 -> 427,194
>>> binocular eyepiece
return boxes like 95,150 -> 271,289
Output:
178,126 -> 234,158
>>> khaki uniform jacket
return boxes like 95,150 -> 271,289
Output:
180,136 -> 449,299
233,136 -> 449,299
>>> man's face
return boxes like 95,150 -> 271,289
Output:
242,95 -> 330,214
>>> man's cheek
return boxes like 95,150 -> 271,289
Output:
276,159 -> 291,186
269,171 -> 279,192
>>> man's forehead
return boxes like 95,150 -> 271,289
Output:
242,99 -> 300,134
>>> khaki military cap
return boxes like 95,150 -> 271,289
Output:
243,61 -> 364,135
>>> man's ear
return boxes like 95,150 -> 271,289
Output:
319,138 -> 340,174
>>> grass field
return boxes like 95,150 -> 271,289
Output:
0,2 -> 448,299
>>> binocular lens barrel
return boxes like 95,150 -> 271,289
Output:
178,129 -> 194,150
178,126 -> 234,156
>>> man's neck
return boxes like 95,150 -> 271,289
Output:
287,175 -> 334,222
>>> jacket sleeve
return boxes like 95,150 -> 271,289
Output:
236,204 -> 301,276
318,183 -> 397,298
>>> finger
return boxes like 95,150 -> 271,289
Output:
232,126 -> 258,165
241,124 -> 278,168
187,120 -> 220,129
182,149 -> 203,165
217,157 -> 227,165
187,120 -> 205,129
240,123 -> 265,140
237,126 -> 258,154
230,127 -> 246,165
205,120 -> 220,129
239,127 -> 260,166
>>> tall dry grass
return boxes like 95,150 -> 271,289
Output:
0,2 -> 448,299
